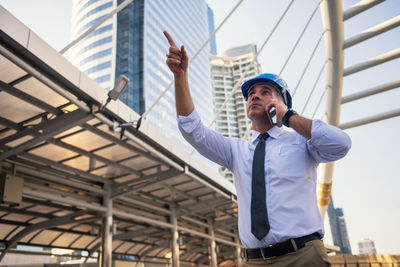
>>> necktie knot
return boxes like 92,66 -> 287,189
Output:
258,132 -> 269,141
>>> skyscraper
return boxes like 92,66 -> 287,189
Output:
70,0 -> 116,91
207,6 -> 217,56
210,44 -> 261,181
69,0 -> 214,145
328,196 -> 352,254
358,238 -> 377,254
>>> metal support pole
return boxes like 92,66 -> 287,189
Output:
339,108 -> 400,130
318,0 -> 344,220
234,231 -> 242,267
344,15 -> 400,49
236,246 -> 242,266
101,186 -> 113,267
343,48 -> 400,76
208,219 -> 217,267
171,207 -> 180,267
341,79 -> 400,104
343,0 -> 384,21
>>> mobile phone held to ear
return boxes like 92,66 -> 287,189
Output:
267,107 -> 277,126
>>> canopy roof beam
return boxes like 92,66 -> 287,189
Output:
0,210 -> 96,262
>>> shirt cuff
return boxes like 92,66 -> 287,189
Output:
177,109 -> 201,133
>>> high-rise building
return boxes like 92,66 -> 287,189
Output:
207,6 -> 217,56
210,44 -> 261,181
358,238 -> 377,254
328,196 -> 352,254
70,0 -> 116,91
69,0 -> 214,145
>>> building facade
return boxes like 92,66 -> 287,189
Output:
207,6 -> 217,56
210,44 -> 261,181
69,0 -> 215,145
70,0 -> 117,91
358,238 -> 377,254
328,196 -> 352,254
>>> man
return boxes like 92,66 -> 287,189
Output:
164,30 -> 351,267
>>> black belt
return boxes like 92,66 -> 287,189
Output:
244,232 -> 322,260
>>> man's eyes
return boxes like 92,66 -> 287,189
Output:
262,90 -> 271,95
248,89 -> 271,96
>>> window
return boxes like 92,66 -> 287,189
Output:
94,74 -> 111,83
79,48 -> 112,66
78,36 -> 112,55
212,66 -> 222,71
85,61 -> 111,74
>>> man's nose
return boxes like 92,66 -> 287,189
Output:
250,92 -> 260,101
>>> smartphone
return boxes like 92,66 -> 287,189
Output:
267,107 -> 277,126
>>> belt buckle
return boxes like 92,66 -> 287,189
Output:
260,246 -> 276,260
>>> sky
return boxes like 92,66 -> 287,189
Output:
1,0 -> 399,255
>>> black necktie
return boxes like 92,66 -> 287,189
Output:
251,132 -> 270,240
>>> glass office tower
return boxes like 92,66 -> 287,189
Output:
207,6 -> 217,56
328,196 -> 352,254
70,0 -> 117,91
70,0 -> 214,145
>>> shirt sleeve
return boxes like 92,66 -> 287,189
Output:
306,120 -> 352,163
177,109 -> 234,171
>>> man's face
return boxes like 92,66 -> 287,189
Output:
245,83 -> 283,121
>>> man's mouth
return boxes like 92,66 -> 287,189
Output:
249,102 -> 262,109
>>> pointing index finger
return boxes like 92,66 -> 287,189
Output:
163,30 -> 177,47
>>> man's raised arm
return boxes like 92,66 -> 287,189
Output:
163,30 -> 194,116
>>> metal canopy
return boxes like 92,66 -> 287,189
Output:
0,7 -> 238,266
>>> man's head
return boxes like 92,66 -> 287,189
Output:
245,82 -> 284,122
241,73 -> 292,108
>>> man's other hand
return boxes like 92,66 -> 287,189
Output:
164,30 -> 188,75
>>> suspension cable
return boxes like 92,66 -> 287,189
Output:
208,0 -> 296,129
292,31 -> 324,97
234,1 -> 322,139
189,0 -> 296,153
256,0 -> 296,61
241,3 -> 322,140
300,60 -> 327,115
140,0 -> 244,122
278,2 -> 320,76
312,87 -> 327,119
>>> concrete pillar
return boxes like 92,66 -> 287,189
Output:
171,207 -> 180,267
101,187 -> 113,267
208,219 -> 217,267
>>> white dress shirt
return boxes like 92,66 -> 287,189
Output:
178,109 -> 351,249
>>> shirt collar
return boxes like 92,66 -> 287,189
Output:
251,126 -> 284,144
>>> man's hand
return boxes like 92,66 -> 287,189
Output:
163,30 -> 194,116
164,30 -> 188,76
267,99 -> 312,139
265,99 -> 288,127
